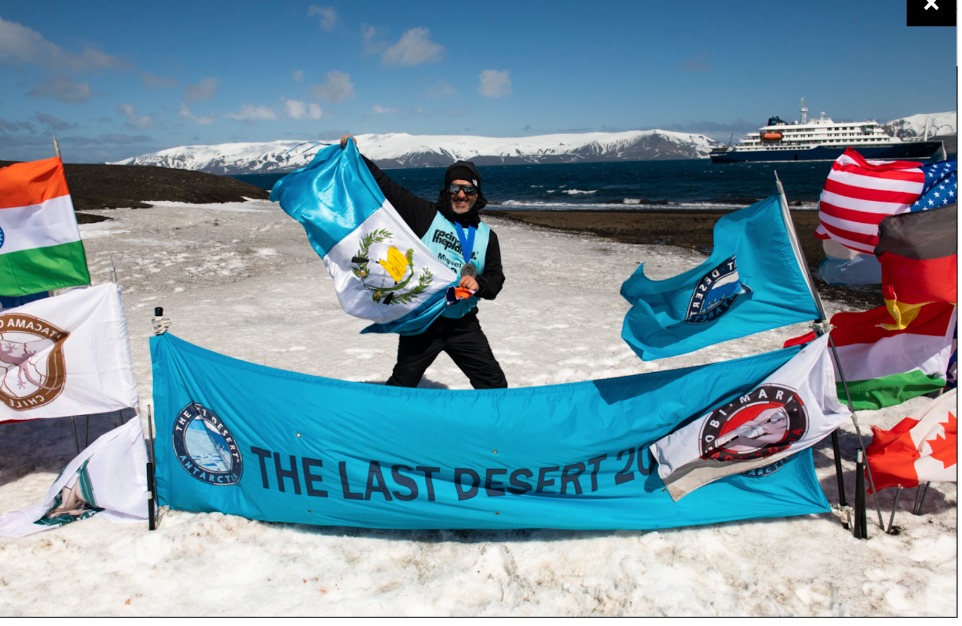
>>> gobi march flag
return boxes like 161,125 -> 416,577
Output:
649,334 -> 849,501
865,389 -> 957,493
0,283 -> 138,422
816,148 -> 956,255
270,142 -> 458,335
829,302 -> 956,410
620,195 -> 820,360
875,203 -> 957,330
0,157 -> 90,297
0,417 -> 148,538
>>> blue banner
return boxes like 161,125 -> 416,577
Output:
621,195 -> 821,360
151,333 -> 831,530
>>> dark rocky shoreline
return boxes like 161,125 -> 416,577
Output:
7,161 -> 880,309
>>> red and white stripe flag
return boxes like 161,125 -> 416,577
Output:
816,148 -> 925,254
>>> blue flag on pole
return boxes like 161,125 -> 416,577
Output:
270,142 -> 458,335
620,195 -> 820,361
151,332 -> 832,531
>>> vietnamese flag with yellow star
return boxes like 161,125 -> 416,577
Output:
866,389 -> 957,493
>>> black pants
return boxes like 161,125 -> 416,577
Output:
386,313 -> 508,389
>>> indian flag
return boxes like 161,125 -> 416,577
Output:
830,302 -> 957,410
0,157 -> 91,297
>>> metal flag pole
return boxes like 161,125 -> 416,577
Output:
774,173 -> 885,529
147,405 -> 156,531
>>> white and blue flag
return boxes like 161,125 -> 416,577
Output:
271,142 -> 457,335
620,195 -> 821,360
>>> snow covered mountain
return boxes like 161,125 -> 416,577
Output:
110,130 -> 719,174
111,113 -> 956,175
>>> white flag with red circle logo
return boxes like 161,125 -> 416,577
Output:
650,334 -> 850,501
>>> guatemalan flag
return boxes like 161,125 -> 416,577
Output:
620,195 -> 821,361
271,142 -> 458,335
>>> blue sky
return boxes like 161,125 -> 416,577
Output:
1,1 -> 957,163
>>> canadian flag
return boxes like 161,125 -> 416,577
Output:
865,389 -> 957,492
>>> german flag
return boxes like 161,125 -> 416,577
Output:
875,203 -> 957,330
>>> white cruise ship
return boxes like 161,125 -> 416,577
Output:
710,99 -> 945,163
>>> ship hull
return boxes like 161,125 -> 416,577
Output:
710,141 -> 944,163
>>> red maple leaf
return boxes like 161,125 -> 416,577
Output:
927,411 -> 957,470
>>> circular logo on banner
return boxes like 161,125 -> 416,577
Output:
172,402 -> 243,485
0,313 -> 69,411
685,255 -> 749,324
699,384 -> 808,462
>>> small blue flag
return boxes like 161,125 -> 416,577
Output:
621,195 -> 820,360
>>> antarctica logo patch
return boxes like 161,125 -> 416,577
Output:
699,384 -> 808,463
685,255 -> 749,324
0,313 -> 69,411
173,402 -> 243,485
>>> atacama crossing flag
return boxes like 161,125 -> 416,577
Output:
866,389 -> 957,492
829,302 -> 956,410
151,332 -> 833,531
270,142 -> 458,335
0,157 -> 90,297
816,148 -> 956,254
620,195 -> 820,360
0,283 -> 138,422
875,203 -> 957,330
649,335 -> 850,501
0,417 -> 148,538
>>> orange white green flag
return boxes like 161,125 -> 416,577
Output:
0,157 -> 90,297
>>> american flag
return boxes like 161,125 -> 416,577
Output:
816,148 -> 957,254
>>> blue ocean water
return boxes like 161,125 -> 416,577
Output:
236,159 -> 835,212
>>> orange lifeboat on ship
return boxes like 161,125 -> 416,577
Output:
762,132 -> 783,141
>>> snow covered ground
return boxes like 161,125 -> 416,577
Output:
0,199 -> 955,617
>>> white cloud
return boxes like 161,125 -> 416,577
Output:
28,76 -> 92,103
478,69 -> 511,98
0,17 -> 128,72
427,81 -> 457,98
180,103 -> 214,125
372,104 -> 399,115
308,5 -> 337,31
292,70 -> 304,82
381,27 -> 444,66
118,103 -> 152,129
310,71 -> 355,102
185,77 -> 219,102
361,24 -> 387,55
226,104 -> 277,123
285,99 -> 323,120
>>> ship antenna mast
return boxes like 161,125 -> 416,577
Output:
800,98 -> 808,124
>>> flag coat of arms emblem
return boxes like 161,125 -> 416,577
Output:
0,157 -> 91,297
270,143 -> 458,334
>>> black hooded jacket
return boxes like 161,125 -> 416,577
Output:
361,155 -> 504,301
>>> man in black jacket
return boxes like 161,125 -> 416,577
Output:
340,136 -> 508,389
